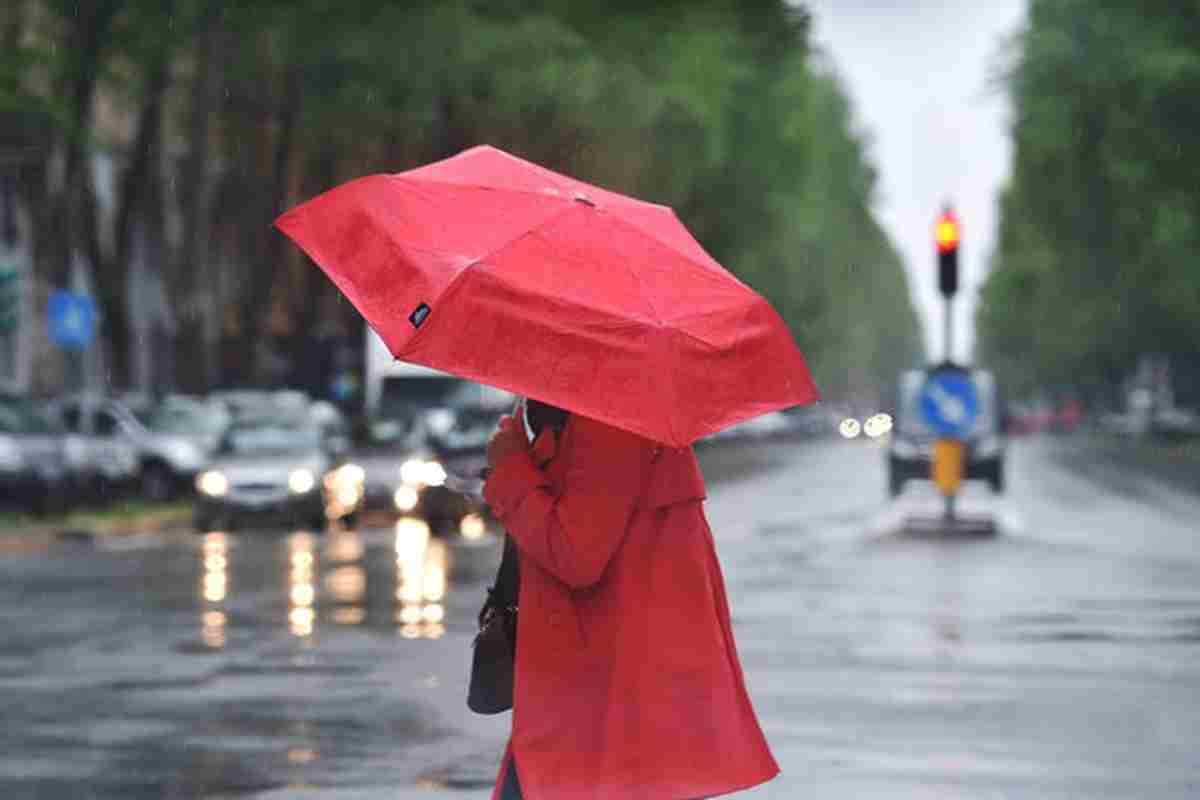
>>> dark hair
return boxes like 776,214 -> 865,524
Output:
526,398 -> 569,437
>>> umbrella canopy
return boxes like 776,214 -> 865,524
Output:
276,145 -> 818,447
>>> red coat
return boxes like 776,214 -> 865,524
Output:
483,413 -> 778,799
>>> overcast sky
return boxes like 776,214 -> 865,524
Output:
801,0 -> 1027,362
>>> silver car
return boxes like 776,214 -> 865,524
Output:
44,395 -> 141,501
48,395 -> 224,502
0,394 -> 70,514
192,420 -> 347,531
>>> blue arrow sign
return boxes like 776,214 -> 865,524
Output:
920,369 -> 979,437
47,290 -> 97,350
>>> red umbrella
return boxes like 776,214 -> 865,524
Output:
275,145 -> 818,447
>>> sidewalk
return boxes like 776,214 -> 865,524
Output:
0,501 -> 192,554
1054,431 -> 1200,495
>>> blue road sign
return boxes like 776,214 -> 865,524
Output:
47,290 -> 97,350
920,369 -> 979,437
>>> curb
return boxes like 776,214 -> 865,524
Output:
0,507 -> 192,554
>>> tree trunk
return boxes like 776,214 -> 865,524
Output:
175,4 -> 225,392
293,145 -> 338,337
50,1 -> 122,287
237,64 -> 302,384
99,47 -> 171,391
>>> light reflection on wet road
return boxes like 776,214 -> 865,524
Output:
715,436 -> 1200,800
1,436 -> 1198,798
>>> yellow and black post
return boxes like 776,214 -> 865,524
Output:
934,207 -> 961,520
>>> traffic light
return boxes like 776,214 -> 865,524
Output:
935,209 -> 960,297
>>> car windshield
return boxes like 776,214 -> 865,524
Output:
442,381 -> 516,411
378,377 -> 463,419
224,425 -> 320,454
0,396 -> 53,434
144,403 -> 229,436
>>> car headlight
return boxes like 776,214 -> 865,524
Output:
338,463 -> 365,485
289,468 -> 316,494
394,485 -> 419,511
838,418 -> 861,439
460,512 -> 486,540
196,470 -> 228,496
400,458 -> 425,486
864,413 -> 893,438
421,460 -> 447,487
326,462 -> 365,492
400,458 -> 447,488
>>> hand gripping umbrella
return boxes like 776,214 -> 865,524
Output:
275,145 -> 818,447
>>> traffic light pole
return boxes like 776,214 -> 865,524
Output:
935,208 -> 960,523
943,294 -> 954,365
942,296 -> 955,520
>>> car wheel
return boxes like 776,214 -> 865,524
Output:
193,509 -> 214,532
888,458 -> 905,498
28,488 -> 53,517
989,459 -> 1005,494
142,462 -> 175,503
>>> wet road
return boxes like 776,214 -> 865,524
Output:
2,435 -> 1199,798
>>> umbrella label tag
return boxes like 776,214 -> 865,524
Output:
409,302 -> 431,329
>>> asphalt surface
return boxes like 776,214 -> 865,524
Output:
1,434 -> 1198,799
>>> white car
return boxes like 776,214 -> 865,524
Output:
48,395 -> 226,502
44,396 -> 141,501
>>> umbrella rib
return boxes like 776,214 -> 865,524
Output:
458,201 -> 581,273
398,175 -> 665,211
594,212 -> 748,325
419,203 -> 659,327
394,174 -> 724,274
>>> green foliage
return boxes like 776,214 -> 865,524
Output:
2,0 -> 922,401
978,0 -> 1200,403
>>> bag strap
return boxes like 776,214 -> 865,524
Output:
494,534 -> 520,607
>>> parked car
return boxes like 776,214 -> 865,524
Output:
193,416 -> 350,531
0,394 -> 71,515
887,367 -> 1006,497
43,395 -> 142,502
47,395 -> 223,502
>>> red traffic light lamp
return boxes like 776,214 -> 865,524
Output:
935,208 -> 960,297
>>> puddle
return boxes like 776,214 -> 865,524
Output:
191,524 -> 466,652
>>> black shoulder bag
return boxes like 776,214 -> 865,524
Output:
467,534 -> 520,714
468,399 -> 568,715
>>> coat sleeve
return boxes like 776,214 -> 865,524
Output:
483,415 -> 651,590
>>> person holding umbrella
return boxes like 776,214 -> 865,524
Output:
480,397 -> 780,799
276,144 -> 819,798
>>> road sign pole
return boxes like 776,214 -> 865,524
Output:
943,295 -> 953,363
943,297 -> 955,517
934,207 -> 962,522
